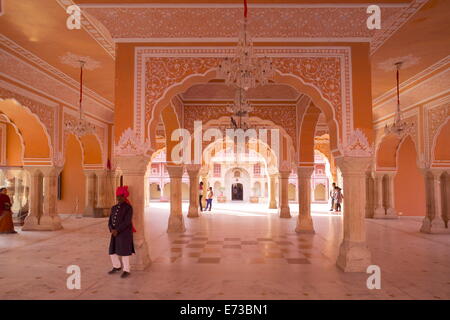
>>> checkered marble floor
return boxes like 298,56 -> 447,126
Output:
154,232 -> 316,265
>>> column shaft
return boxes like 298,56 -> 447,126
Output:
187,165 -> 201,218
278,171 -> 291,218
296,167 -> 315,233
335,157 -> 371,272
268,174 -> 277,209
167,165 -> 185,233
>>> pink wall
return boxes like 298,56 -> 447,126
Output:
394,137 -> 426,216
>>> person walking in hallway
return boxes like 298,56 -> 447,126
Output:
108,186 -> 135,278
199,181 -> 204,211
0,187 -> 17,234
205,187 -> 214,211
329,182 -> 336,211
334,186 -> 343,213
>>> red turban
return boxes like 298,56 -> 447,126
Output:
116,186 -> 129,199
115,186 -> 136,233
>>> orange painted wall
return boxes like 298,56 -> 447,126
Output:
434,120 -> 450,161
394,137 -> 426,216
57,135 -> 85,214
6,122 -> 23,166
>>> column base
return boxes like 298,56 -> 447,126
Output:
83,206 -> 96,217
385,208 -> 398,219
268,201 -> 277,209
278,207 -> 291,218
336,240 -> 371,272
187,205 -> 200,218
22,215 -> 63,231
131,239 -> 151,271
167,214 -> 186,233
420,216 -> 448,233
295,217 -> 315,234
372,207 -> 387,219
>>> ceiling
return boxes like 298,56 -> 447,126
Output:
0,0 -> 447,119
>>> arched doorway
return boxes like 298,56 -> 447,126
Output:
232,183 -> 243,201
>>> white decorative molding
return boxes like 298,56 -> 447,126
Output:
59,52 -> 101,71
373,55 -> 449,108
135,46 -> 352,152
376,54 -> 421,72
53,151 -> 65,167
370,0 -> 429,55
340,129 -> 374,157
56,0 -> 115,59
114,128 -> 151,157
0,34 -> 113,110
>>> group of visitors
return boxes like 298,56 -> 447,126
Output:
329,182 -> 343,213
199,181 -> 214,212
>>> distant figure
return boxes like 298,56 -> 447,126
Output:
108,186 -> 135,278
205,187 -> 214,212
334,186 -> 343,212
329,182 -> 336,211
0,187 -> 17,234
199,181 -> 204,211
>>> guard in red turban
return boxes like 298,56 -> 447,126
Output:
107,186 -> 135,278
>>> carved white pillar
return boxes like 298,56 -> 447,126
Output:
385,172 -> 398,218
83,170 -> 96,217
23,167 -> 63,231
335,157 -> 372,272
11,170 -> 23,214
268,174 -> 278,209
372,172 -> 387,218
200,168 -> 208,209
167,165 -> 185,233
186,164 -> 201,218
296,166 -> 315,233
95,170 -> 107,209
22,168 -> 41,230
115,155 -> 151,270
420,169 -> 446,233
278,170 -> 291,218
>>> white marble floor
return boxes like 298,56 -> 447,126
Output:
0,202 -> 449,300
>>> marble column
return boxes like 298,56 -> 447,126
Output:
23,167 -> 63,231
372,172 -> 387,219
115,155 -> 151,270
296,167 -> 315,233
22,168 -> 41,230
83,170 -> 96,217
95,170 -> 107,208
11,170 -> 23,214
335,157 -> 372,272
186,164 -> 201,218
278,170 -> 291,218
385,172 -> 398,218
167,165 -> 185,233
420,169 -> 446,233
268,174 -> 278,209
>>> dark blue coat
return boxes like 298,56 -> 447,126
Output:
108,202 -> 135,256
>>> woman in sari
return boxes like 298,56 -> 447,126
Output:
0,187 -> 17,234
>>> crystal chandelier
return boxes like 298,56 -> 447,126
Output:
217,0 -> 274,91
228,88 -> 253,130
384,62 -> 414,138
65,60 -> 96,137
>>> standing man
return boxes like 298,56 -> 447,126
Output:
329,182 -> 336,211
199,181 -> 204,212
0,187 -> 16,234
205,187 -> 214,212
108,186 -> 135,278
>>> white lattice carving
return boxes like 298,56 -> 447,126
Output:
341,129 -> 374,157
115,128 -> 150,156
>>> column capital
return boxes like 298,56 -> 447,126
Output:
297,166 -> 314,178
186,164 -> 201,176
115,155 -> 150,175
166,164 -> 184,178
279,170 -> 291,179
335,156 -> 371,176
